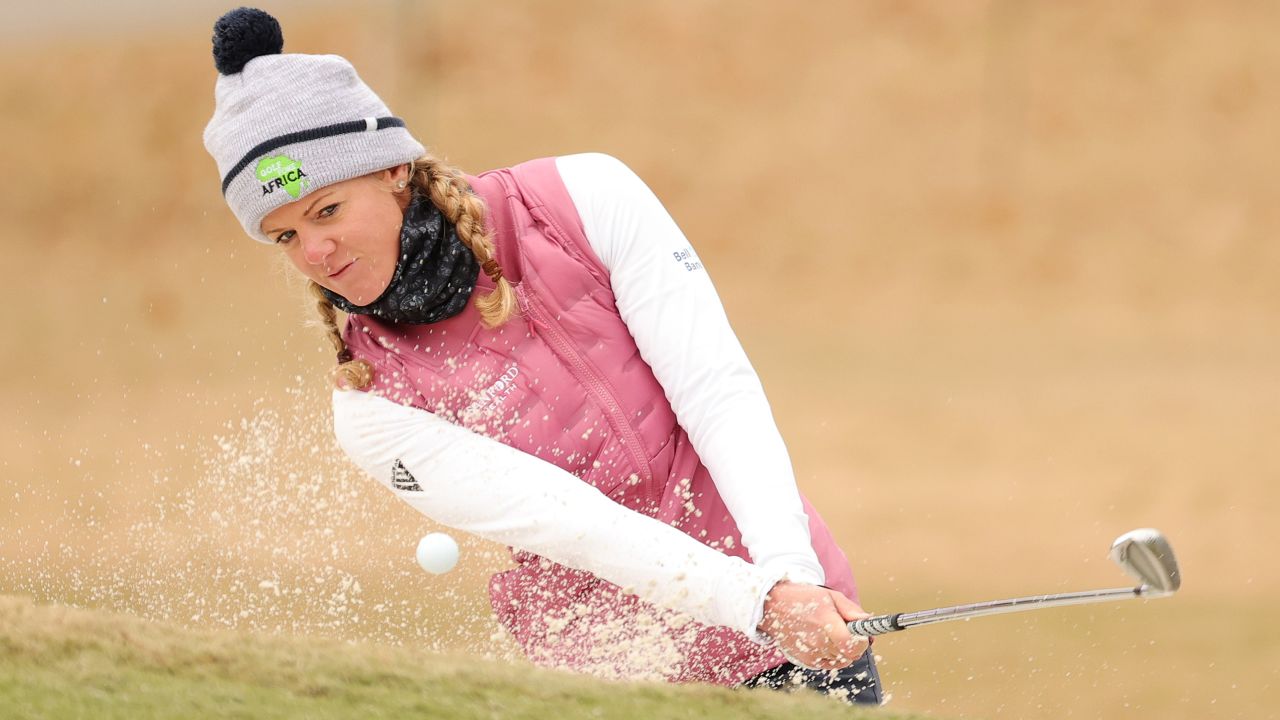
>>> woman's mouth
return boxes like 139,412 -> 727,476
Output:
328,260 -> 355,279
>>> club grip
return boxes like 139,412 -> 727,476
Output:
847,613 -> 904,636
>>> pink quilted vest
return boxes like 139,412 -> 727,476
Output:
341,157 -> 859,685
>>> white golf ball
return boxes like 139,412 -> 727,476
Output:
415,532 -> 459,574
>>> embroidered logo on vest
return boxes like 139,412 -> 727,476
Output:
256,154 -> 310,198
390,459 -> 422,492
460,365 -> 520,421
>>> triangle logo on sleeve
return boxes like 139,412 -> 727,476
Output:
390,459 -> 422,492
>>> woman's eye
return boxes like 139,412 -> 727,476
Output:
275,230 -> 295,244
318,203 -> 339,218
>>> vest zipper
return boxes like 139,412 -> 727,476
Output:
515,285 -> 653,485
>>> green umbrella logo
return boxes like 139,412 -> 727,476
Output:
256,154 -> 310,198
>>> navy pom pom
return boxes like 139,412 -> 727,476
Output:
211,7 -> 284,75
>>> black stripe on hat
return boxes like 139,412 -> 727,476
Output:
221,116 -> 407,195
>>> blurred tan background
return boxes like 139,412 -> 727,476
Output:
1,1 -> 1276,718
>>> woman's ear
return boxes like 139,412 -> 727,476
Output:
373,164 -> 410,189
379,163 -> 413,209
386,163 -> 411,187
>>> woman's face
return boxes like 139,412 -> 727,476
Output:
261,166 -> 411,305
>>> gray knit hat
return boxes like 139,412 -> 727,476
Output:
202,8 -> 425,244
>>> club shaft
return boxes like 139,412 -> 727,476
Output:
849,585 -> 1164,636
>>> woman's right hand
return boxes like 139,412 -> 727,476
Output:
756,580 -> 871,670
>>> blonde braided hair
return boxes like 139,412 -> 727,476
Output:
309,154 -> 517,390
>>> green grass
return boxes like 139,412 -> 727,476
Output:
0,596 -> 929,719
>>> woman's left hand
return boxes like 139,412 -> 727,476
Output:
756,580 -> 871,671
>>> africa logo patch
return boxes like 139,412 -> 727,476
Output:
256,154 -> 310,198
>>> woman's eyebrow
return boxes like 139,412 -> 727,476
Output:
303,190 -> 336,217
263,191 -> 335,235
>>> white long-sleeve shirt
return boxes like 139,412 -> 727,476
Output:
332,153 -> 825,641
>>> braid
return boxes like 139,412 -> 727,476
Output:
308,280 -> 373,390
410,155 -> 518,327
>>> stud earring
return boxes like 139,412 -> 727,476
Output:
396,180 -> 407,189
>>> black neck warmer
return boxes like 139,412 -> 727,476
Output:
322,190 -> 479,325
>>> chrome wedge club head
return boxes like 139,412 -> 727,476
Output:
1109,528 -> 1181,594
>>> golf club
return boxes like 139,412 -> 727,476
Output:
848,528 -> 1180,637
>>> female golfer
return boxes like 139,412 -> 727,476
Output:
203,8 -> 880,704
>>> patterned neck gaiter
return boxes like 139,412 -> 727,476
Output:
321,190 -> 479,324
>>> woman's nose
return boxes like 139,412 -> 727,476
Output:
301,232 -> 336,265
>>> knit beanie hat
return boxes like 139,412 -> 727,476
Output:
202,7 -> 426,244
